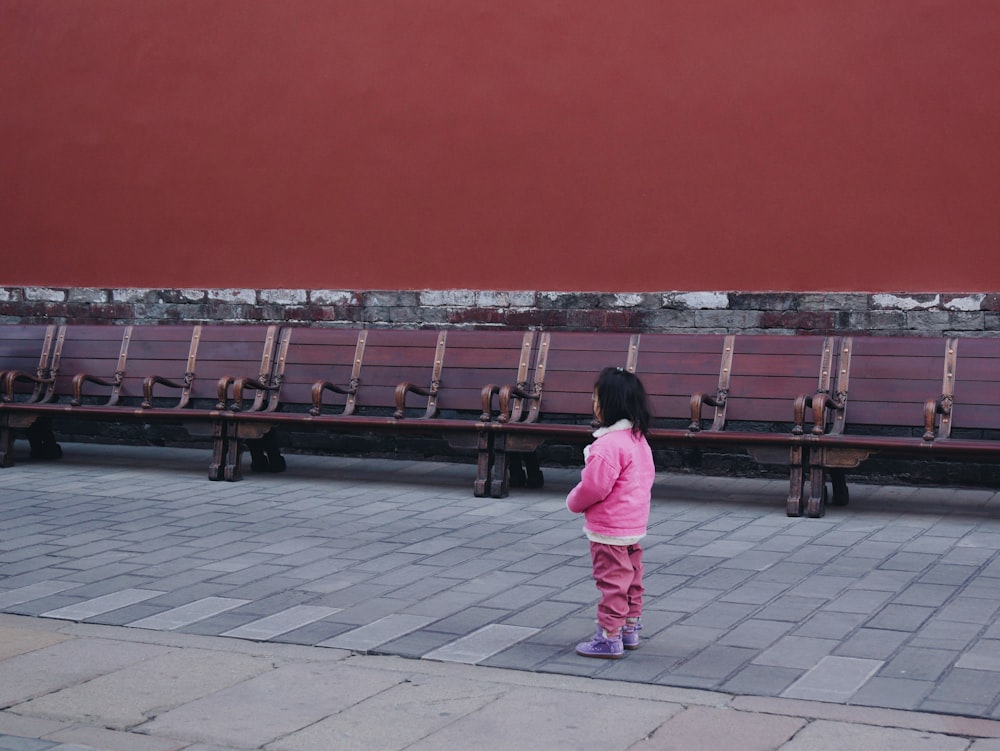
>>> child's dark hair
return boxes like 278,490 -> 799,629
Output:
594,366 -> 652,437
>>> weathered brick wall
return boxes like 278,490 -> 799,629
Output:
3,287 -> 999,335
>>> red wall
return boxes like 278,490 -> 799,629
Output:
2,1 -> 998,292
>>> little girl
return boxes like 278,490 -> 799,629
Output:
566,366 -> 655,659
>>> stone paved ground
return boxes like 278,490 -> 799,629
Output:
3,442 -> 1000,720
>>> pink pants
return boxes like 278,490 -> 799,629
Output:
589,541 -> 644,635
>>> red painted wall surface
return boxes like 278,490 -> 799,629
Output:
2,1 -> 998,292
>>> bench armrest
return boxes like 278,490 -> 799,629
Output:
393,380 -> 440,419
3,370 -> 53,404
688,390 -> 727,432
228,375 -> 277,413
793,390 -> 845,436
479,383 -> 500,421
141,372 -> 194,409
497,382 -> 537,423
310,378 -> 358,416
70,372 -> 122,407
923,395 -> 953,441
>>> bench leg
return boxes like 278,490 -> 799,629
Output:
0,420 -> 14,468
474,431 -> 492,497
805,461 -> 828,518
247,430 -> 286,474
786,445 -> 806,517
509,451 -> 544,489
1,415 -> 62,468
829,469 -> 849,506
209,421 -> 227,481
27,417 -> 62,460
224,423 -> 244,482
490,436 -> 510,498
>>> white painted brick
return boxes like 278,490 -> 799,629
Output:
475,290 -> 536,308
872,293 -> 940,310
506,291 -> 536,307
421,290 -> 475,306
664,292 -> 729,309
259,289 -> 308,305
943,294 -> 985,312
66,288 -> 109,303
311,289 -> 355,305
476,290 -> 510,307
453,290 -> 534,307
208,288 -> 257,304
179,288 -> 207,302
365,291 -> 418,307
24,287 -> 65,302
612,293 -> 645,307
111,288 -> 148,303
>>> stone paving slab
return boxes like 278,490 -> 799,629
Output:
631,705 -> 805,751
265,673 -> 506,751
3,442 -> 1000,729
400,685 -> 680,751
0,626 -> 68,661
779,720 -> 970,750
0,637 -> 172,707
1,620 -> 1000,750
15,648 -> 274,729
137,661 -> 406,748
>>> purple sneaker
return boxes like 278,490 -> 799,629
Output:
575,627 -> 624,659
622,620 -> 643,650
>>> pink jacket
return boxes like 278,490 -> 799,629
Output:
566,420 -> 655,540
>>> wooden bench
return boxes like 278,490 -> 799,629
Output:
0,323 -> 534,493
217,327 -> 536,495
1,324 -> 281,479
7,322 -> 998,512
799,335 -> 1000,517
489,332 -> 839,506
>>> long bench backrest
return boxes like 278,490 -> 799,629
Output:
632,333 -> 732,428
520,333 -> 837,432
46,325 -> 132,404
832,336 -> 948,436
62,324 -> 280,409
246,327 -> 536,420
283,328 -> 448,416
0,324 -> 58,402
184,326 -> 281,408
521,332 -> 639,424
432,330 -> 535,417
944,338 -> 1000,439
349,329 -> 450,415
722,335 -> 837,429
69,325 -> 198,405
267,327 -> 365,414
